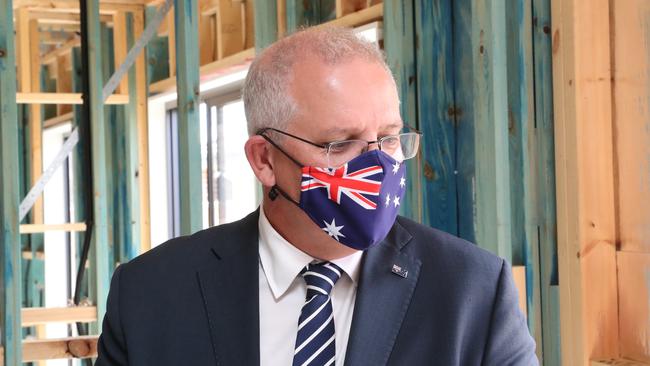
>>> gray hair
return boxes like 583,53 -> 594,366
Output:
242,26 -> 396,136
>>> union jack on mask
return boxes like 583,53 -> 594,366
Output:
282,149 -> 406,250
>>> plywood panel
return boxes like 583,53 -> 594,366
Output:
617,252 -> 650,362
612,0 -> 650,254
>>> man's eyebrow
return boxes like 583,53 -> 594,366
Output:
321,127 -> 361,137
382,121 -> 404,131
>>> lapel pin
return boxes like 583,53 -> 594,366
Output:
391,264 -> 408,278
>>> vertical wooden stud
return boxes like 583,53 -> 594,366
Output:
552,0 -> 619,364
82,0 -> 111,333
174,0 -> 203,235
0,0 -> 23,363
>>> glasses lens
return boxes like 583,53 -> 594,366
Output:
327,140 -> 368,168
380,133 -> 420,162
399,132 -> 420,160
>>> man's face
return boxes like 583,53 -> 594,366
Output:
271,55 -> 403,200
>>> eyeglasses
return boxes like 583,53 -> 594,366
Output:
257,127 -> 422,169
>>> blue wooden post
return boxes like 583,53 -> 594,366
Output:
504,0 -> 543,358
254,0 -> 278,51
454,0 -> 512,261
471,0 -> 512,261
532,0 -> 561,363
145,5 -> 171,87
286,0 -> 336,33
71,46 -> 90,307
125,13 -> 142,261
102,24 -> 118,270
83,0 -> 111,333
383,1 -> 423,223
174,0 -> 203,235
0,0 -> 23,362
414,0 -> 457,234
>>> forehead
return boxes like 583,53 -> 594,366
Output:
287,55 -> 401,138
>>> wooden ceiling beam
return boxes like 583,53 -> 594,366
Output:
14,1 -> 144,13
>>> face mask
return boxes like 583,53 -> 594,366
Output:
270,149 -> 407,251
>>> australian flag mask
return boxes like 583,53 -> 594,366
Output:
270,149 -> 407,251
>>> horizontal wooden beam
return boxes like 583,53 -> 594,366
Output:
44,111 -> 74,128
42,36 -> 80,63
14,0 -> 144,12
19,223 -> 87,234
22,306 -> 97,326
16,92 -> 129,105
0,336 -> 99,364
319,3 -> 382,29
22,336 -> 98,361
149,47 -> 255,94
29,11 -> 112,25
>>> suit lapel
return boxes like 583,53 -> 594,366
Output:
344,220 -> 421,366
196,210 -> 260,366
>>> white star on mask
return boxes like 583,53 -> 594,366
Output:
322,218 -> 346,241
393,195 -> 401,208
392,162 -> 400,174
385,193 -> 391,207
399,176 -> 406,188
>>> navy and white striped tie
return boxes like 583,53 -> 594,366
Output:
293,262 -> 342,366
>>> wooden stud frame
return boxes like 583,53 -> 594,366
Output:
174,0 -> 203,235
1,0 -> 23,363
552,0 -> 620,364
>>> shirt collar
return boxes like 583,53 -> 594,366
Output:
258,206 -> 363,300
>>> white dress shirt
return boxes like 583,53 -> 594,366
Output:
258,208 -> 363,366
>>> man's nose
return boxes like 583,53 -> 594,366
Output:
367,141 -> 381,152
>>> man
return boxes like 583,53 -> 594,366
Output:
96,26 -> 538,365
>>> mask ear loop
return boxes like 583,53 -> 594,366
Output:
268,185 -> 300,207
258,133 -> 303,207
259,134 -> 304,168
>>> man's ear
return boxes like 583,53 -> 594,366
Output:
245,135 -> 276,188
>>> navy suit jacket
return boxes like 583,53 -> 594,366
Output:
96,210 -> 538,365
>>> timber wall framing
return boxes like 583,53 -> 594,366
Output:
4,0 -> 646,364
0,1 -> 386,363
553,0 -> 650,365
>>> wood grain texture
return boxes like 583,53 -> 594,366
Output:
552,0 -> 619,364
0,0 -> 24,362
174,0 -> 203,235
383,1 -> 421,223
415,0 -> 457,235
532,0 -> 561,363
612,0 -> 650,254
617,252 -> 650,362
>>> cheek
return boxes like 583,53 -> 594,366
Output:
273,156 -> 303,196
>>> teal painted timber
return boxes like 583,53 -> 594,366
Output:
84,0 -> 111,333
0,0 -> 23,362
71,47 -> 90,311
532,0 -> 561,363
471,0 -> 512,261
414,0 -> 457,234
125,13 -> 141,261
504,0 -> 544,359
383,1 -> 422,223
101,24 -> 118,273
145,5 -> 170,87
254,0 -> 278,51
174,0 -> 203,235
453,0 -> 476,244
286,0 -> 336,33
454,0 -> 512,261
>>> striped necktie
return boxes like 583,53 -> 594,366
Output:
293,262 -> 343,366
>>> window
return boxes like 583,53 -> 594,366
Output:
165,94 -> 258,236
